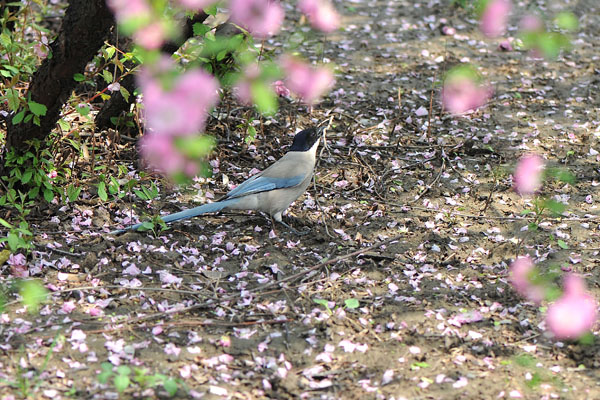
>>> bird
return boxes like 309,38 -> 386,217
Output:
111,126 -> 324,235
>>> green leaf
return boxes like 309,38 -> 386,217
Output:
58,118 -> 70,131
119,86 -> 130,102
101,362 -> 114,372
555,12 -> 578,32
133,188 -> 148,200
114,374 -> 130,392
0,218 -> 13,229
543,199 -> 566,216
67,184 -> 81,202
21,170 -> 32,184
175,135 -> 216,158
138,221 -> 154,232
98,182 -> 108,201
557,240 -> 568,249
116,365 -> 132,376
251,81 -> 277,115
204,3 -> 217,15
313,298 -> 329,308
102,70 -> 113,84
344,298 -> 359,309
193,22 -> 210,36
5,88 -> 20,111
19,280 -> 49,313
28,101 -> 47,116
163,378 -> 178,396
12,110 -> 25,124
76,104 -> 90,116
43,188 -> 54,202
97,370 -> 112,384
73,73 -> 86,82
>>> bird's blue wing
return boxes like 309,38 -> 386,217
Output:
224,174 -> 305,200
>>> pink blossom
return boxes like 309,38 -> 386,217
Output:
298,0 -> 340,33
546,274 -> 598,340
272,80 -> 290,97
106,0 -> 151,23
441,72 -> 492,115
139,68 -> 219,136
175,0 -> 217,10
139,134 -> 187,175
234,64 -> 261,104
520,14 -> 543,32
280,56 -> 334,104
509,256 -> 544,304
480,0 -> 512,38
230,0 -> 284,38
107,82 -> 121,92
133,22 -> 165,50
513,154 -> 544,195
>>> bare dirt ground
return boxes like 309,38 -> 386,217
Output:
2,0 -> 600,399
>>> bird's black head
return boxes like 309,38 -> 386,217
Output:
289,126 -> 324,152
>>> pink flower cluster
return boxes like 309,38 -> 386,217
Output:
298,0 -> 340,32
509,256 -> 544,304
138,63 -> 219,176
546,274 -> 597,340
441,72 -> 492,115
280,56 -> 335,104
230,0 -> 284,38
479,0 -> 512,38
513,154 -> 544,195
510,257 -> 598,340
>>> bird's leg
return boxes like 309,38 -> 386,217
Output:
278,219 -> 310,235
269,215 -> 278,236
273,213 -> 310,235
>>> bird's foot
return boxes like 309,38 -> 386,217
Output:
278,220 -> 310,236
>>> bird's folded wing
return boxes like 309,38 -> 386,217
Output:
224,174 -> 305,199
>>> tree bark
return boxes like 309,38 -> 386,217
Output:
4,0 -> 114,153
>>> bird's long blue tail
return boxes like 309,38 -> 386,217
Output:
109,198 -> 237,234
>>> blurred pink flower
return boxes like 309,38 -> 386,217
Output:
510,256 -> 544,304
139,68 -> 219,136
230,0 -> 284,38
133,22 -> 165,50
139,134 -> 184,175
280,56 -> 334,104
513,154 -> 544,195
480,0 -> 512,38
272,80 -> 290,97
175,0 -> 217,10
106,0 -> 151,22
546,274 -> 598,340
441,74 -> 492,115
298,0 -> 340,33
519,14 -> 543,32
234,64 -> 261,104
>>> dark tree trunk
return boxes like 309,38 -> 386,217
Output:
94,12 -> 209,131
4,0 -> 114,154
